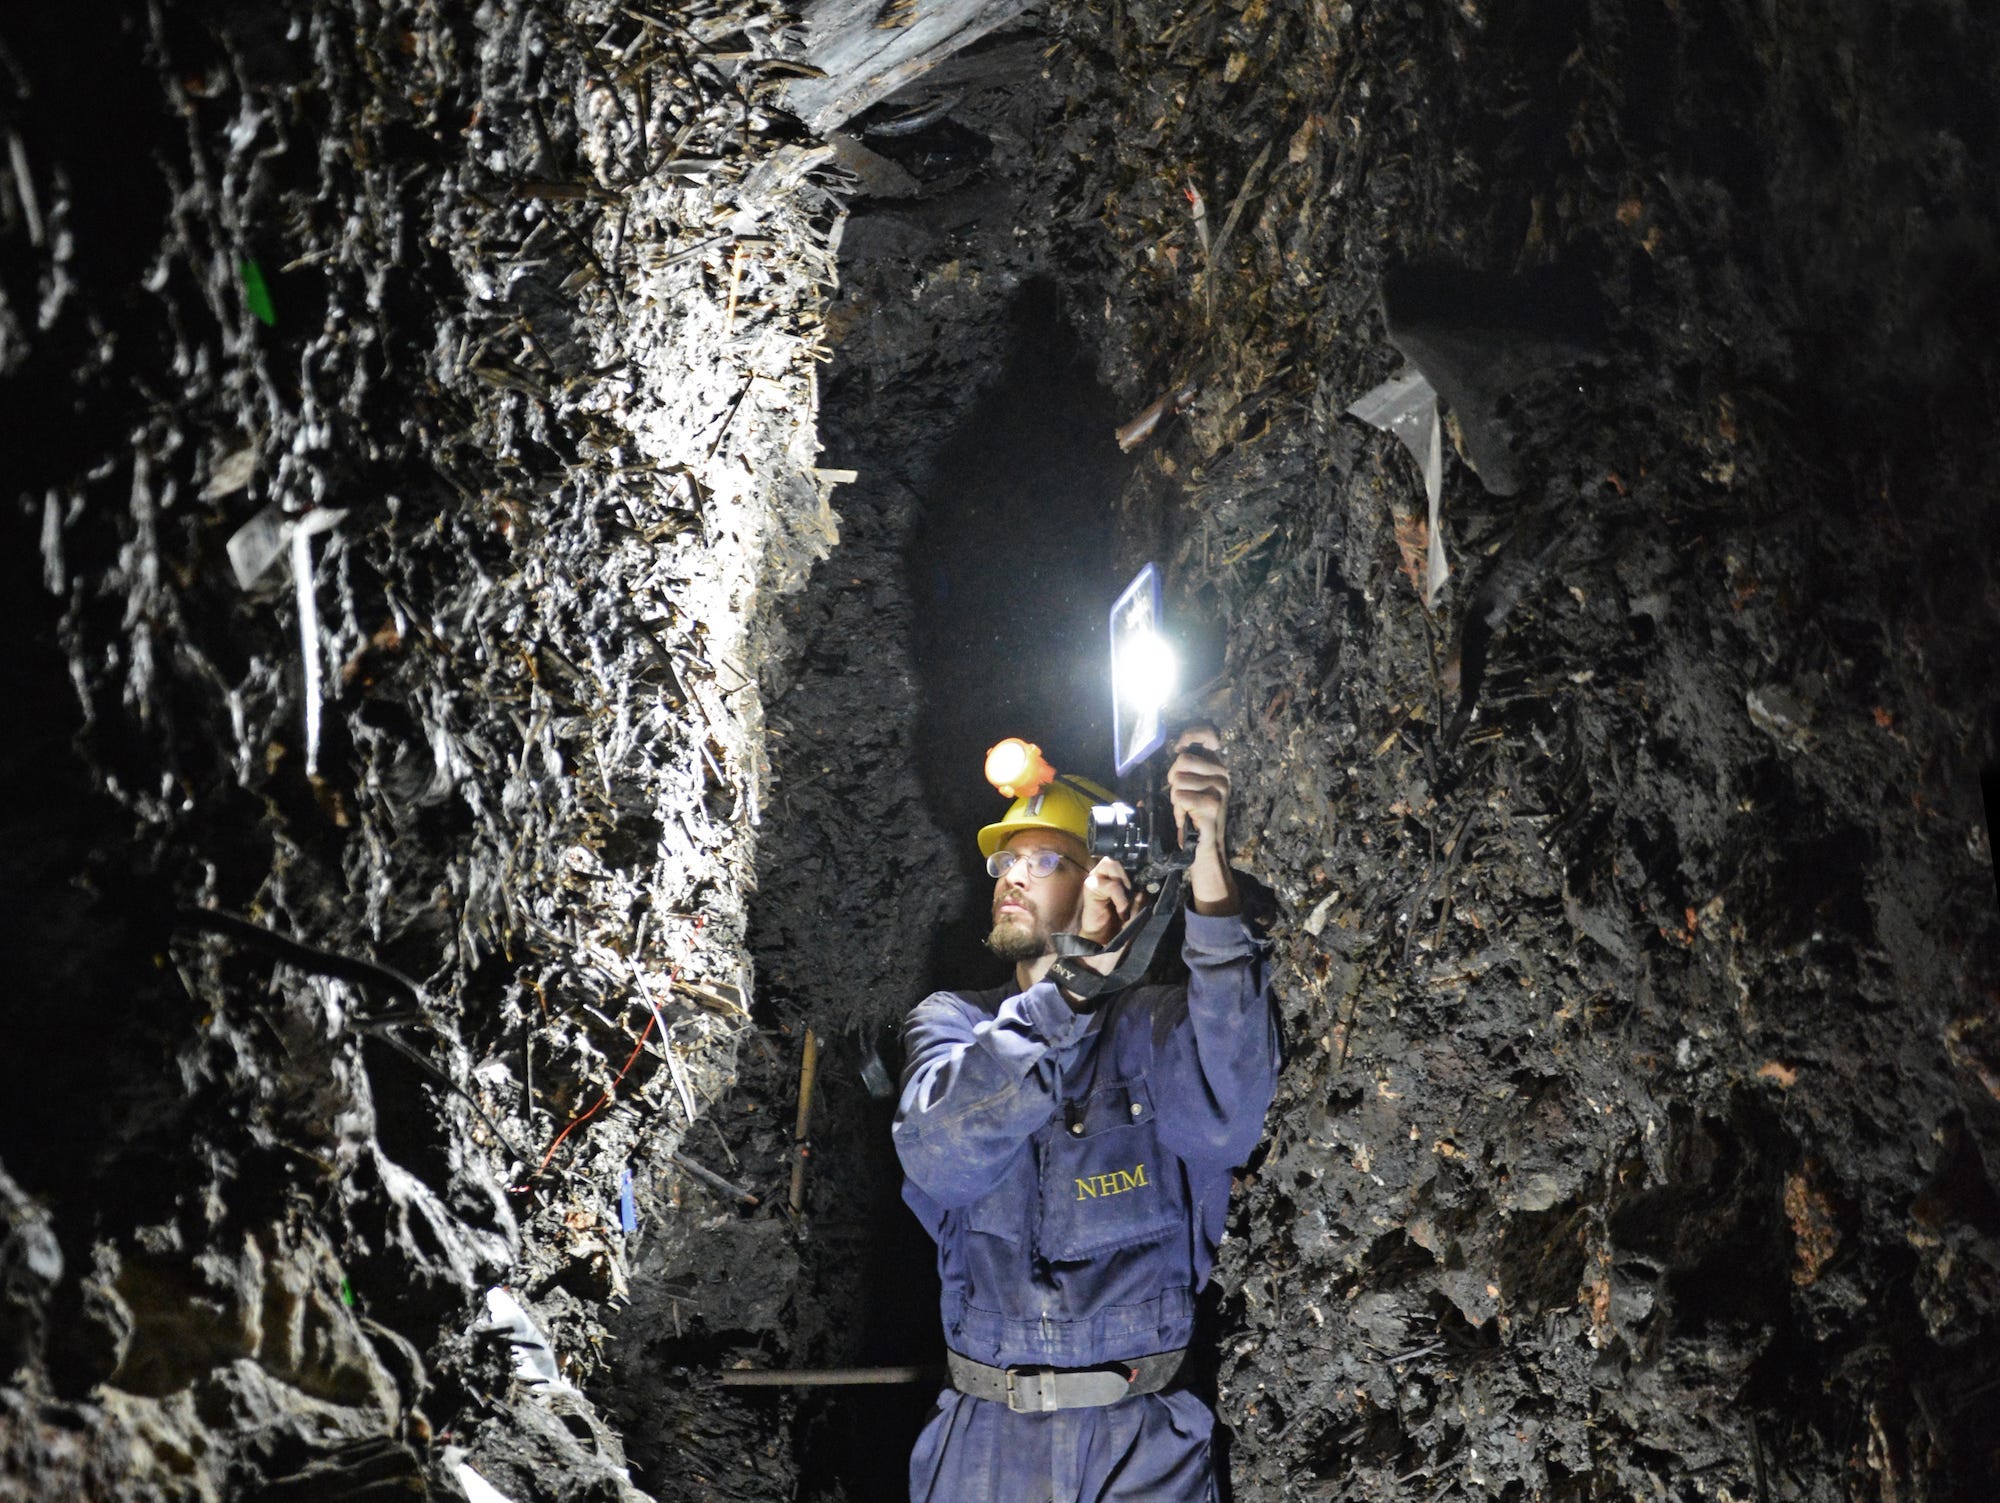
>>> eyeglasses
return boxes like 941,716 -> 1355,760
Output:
985,848 -> 1081,880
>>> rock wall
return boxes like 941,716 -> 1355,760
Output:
3,1 -> 845,1497
1039,0 -> 2000,1496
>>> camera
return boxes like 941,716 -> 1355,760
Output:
1087,800 -> 1156,872
1087,752 -> 1208,886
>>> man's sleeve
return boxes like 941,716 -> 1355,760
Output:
894,984 -> 1083,1208
1150,909 -> 1280,1170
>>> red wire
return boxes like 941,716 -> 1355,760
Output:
532,988 -> 667,1176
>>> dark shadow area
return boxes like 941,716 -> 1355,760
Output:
906,278 -> 1131,992
1984,757 -> 1998,914
791,1039 -> 950,1497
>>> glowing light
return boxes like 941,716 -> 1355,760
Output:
985,738 -> 1055,799
1118,628 -> 1178,715
1110,563 -> 1172,776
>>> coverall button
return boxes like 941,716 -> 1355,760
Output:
1130,1103 -> 1143,1117
1070,1122 -> 1084,1136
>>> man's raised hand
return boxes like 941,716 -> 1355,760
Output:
1168,724 -> 1241,916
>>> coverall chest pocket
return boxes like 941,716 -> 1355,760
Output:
1037,1079 -> 1180,1262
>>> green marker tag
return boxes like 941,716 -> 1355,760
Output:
239,258 -> 276,326
340,1276 -> 356,1308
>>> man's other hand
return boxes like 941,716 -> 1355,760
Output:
1078,857 -> 1137,946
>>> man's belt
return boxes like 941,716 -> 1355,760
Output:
945,1348 -> 1187,1414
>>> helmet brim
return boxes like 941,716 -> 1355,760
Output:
977,812 -> 1082,859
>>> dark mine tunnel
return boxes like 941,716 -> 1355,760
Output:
5,2 -> 2000,1503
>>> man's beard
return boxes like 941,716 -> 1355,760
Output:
985,910 -> 1052,964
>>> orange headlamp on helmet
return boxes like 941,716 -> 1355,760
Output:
984,738 -> 1055,799
977,739 -> 1116,858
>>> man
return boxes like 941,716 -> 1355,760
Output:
894,730 -> 1279,1503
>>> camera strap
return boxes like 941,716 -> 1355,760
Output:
1046,868 -> 1186,1002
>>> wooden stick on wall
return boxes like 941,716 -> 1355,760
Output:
788,1027 -> 819,1214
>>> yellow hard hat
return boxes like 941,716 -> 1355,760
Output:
977,773 -> 1116,858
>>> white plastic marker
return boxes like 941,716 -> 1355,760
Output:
226,503 -> 347,775
450,1459 -> 519,1503
482,1285 -> 577,1396
1347,369 -> 1447,606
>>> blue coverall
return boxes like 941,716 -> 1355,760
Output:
894,910 -> 1279,1503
